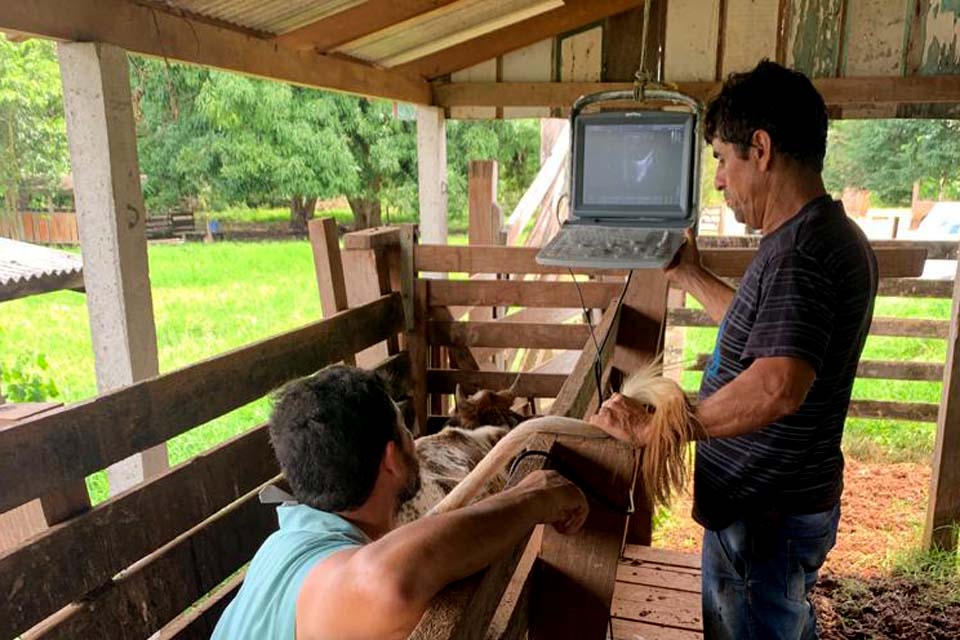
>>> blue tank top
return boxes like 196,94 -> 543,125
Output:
212,504 -> 368,640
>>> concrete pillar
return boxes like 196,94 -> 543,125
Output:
416,105 -> 448,245
58,42 -> 168,494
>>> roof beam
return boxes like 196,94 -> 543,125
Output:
395,0 -> 644,79
0,0 -> 431,105
275,0 -> 462,53
433,75 -> 960,109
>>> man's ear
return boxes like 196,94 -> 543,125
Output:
381,440 -> 404,479
752,129 -> 773,171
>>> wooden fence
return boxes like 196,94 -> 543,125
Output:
0,212 -> 79,244
0,295 -> 406,639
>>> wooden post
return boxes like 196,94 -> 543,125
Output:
468,160 -> 500,247
339,227 -> 402,368
416,106 -> 447,246
58,41 -> 166,497
307,217 -> 356,366
612,270 -> 671,545
467,160 -> 504,359
925,254 -> 960,550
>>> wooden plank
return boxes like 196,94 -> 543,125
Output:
848,400 -> 940,423
415,245 -> 927,278
395,0 -> 644,79
612,271 -> 669,545
342,225 -> 401,250
551,303 -> 621,419
410,433 -> 555,640
274,0 -> 462,52
611,618 -> 703,640
428,308 -> 481,371
409,279 -> 430,435
664,0 -> 721,81
427,369 -> 566,397
668,308 -> 950,339
879,279 -> 955,299
783,0 -> 845,78
307,218 -> 354,364
0,424 -> 277,639
559,26 -> 602,82
335,0 -> 566,68
0,1 -> 431,105
467,161 -> 500,249
501,39 -> 553,119
841,0 -> 908,118
428,321 -> 591,350
602,2 -> 666,82
342,248 -> 398,366
432,75 -> 960,109
155,569 -> 245,640
721,0 -> 779,75
530,436 -> 635,639
926,259 -> 960,550
612,582 -> 703,631
451,60 -> 498,120
622,544 -> 702,569
0,294 -> 404,514
488,528 -> 543,640
429,279 -> 620,309
616,563 -> 701,593
25,478 -> 281,639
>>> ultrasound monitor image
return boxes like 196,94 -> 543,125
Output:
581,123 -> 686,213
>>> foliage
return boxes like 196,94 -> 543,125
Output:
132,59 -> 359,228
824,119 -> 960,206
0,353 -> 60,402
0,35 -> 70,219
445,119 -> 541,221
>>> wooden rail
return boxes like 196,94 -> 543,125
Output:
0,294 -> 403,515
2,346 -> 409,640
415,244 -> 927,278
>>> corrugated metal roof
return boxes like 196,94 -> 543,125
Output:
169,0 -> 367,34
0,239 -> 84,301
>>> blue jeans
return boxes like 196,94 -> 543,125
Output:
701,503 -> 840,640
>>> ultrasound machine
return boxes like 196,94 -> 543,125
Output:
536,89 -> 703,270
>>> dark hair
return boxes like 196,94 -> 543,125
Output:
268,365 -> 400,512
705,59 -> 827,171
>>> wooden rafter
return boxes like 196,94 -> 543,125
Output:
395,0 -> 644,79
275,0 -> 464,53
433,75 -> 960,109
0,0 -> 431,104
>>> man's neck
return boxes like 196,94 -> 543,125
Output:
760,169 -> 827,236
336,489 -> 398,541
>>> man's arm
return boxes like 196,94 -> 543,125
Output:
665,228 -> 735,324
296,470 -> 588,640
590,356 -> 815,443
694,356 -> 815,439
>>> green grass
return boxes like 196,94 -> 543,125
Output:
1,241 -> 323,502
203,205 -> 466,229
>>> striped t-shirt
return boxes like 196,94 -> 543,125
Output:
693,196 -> 878,531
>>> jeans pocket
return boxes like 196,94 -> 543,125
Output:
785,534 -> 831,602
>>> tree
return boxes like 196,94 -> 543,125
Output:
445,119 -> 540,220
133,60 -> 358,231
0,36 -> 70,232
824,119 -> 960,206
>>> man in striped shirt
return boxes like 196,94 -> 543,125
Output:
591,60 -> 878,639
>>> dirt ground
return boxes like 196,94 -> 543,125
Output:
656,459 -> 960,638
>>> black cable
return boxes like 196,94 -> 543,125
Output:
508,450 -> 634,515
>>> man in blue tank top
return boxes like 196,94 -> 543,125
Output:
591,60 -> 878,639
213,365 -> 588,640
